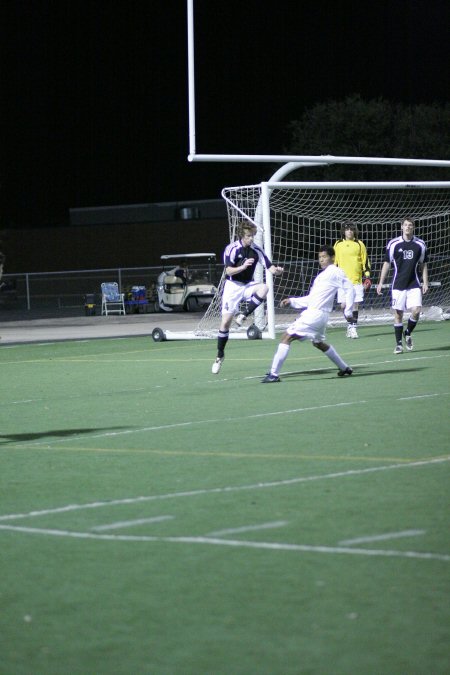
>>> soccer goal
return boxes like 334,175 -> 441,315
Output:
196,181 -> 450,339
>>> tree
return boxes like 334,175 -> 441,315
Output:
281,95 -> 450,181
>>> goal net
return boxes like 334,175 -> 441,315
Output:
196,181 -> 450,338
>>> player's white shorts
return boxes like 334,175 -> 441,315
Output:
221,280 -> 260,315
286,308 -> 328,342
391,288 -> 422,311
337,283 -> 363,304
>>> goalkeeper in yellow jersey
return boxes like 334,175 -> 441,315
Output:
333,222 -> 371,338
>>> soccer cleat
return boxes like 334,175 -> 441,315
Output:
393,344 -> 403,354
348,324 -> 358,339
261,373 -> 281,383
404,332 -> 413,351
337,367 -> 353,377
234,313 -> 246,327
211,357 -> 224,374
346,325 -> 352,338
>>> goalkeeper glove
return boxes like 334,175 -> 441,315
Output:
363,277 -> 372,292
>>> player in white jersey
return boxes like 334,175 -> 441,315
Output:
262,245 -> 355,382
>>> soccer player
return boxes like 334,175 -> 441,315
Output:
212,222 -> 283,374
333,222 -> 371,338
262,245 -> 354,383
376,218 -> 428,354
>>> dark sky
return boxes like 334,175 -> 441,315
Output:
2,0 -> 449,227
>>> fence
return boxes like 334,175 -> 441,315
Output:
0,263 -> 219,312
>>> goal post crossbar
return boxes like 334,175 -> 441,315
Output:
189,154 -> 450,168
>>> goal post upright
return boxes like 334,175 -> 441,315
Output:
182,2 -> 450,343
261,181 -> 276,340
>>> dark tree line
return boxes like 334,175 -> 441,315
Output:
278,95 -> 450,181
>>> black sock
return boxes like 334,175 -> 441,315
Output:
394,324 -> 403,344
243,293 -> 264,317
352,310 -> 359,325
405,317 -> 418,336
217,330 -> 229,358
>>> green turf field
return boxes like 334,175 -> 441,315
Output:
1,321 -> 449,674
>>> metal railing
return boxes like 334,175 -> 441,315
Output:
1,264 -> 219,311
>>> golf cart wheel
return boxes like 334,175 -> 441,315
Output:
152,327 -> 166,342
247,324 -> 262,340
184,296 -> 198,312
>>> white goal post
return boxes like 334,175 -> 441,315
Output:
196,181 -> 450,339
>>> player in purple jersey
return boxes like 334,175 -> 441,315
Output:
212,222 -> 283,374
376,218 -> 429,353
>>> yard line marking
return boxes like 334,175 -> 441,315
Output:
0,456 -> 448,522
8,401 -> 367,446
398,393 -> 448,401
338,530 -> 426,546
206,521 -> 288,537
0,524 -> 448,562
91,515 -> 174,531
0,444 -> 420,463
5,388 -> 449,446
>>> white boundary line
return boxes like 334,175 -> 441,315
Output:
1,456 -> 448,522
205,521 -> 288,537
1,458 -> 448,561
0,524 -> 448,562
338,530 -> 426,545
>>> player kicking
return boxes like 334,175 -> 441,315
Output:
212,222 -> 283,374
262,245 -> 354,383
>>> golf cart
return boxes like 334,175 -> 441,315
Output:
155,253 -> 218,312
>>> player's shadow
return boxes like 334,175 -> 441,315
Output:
0,427 -> 129,444
416,345 -> 450,352
352,366 -> 427,376
282,366 -> 426,380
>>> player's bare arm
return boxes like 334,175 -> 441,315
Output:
422,263 -> 429,294
376,262 -> 390,294
225,258 -> 255,276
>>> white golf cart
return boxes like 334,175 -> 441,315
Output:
155,253 -> 218,312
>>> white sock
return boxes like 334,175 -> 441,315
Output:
324,345 -> 347,370
270,343 -> 290,375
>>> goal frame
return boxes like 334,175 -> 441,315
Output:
244,180 -> 450,339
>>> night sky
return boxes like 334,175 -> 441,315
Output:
2,0 -> 449,227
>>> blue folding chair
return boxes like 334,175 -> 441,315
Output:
101,282 -> 125,315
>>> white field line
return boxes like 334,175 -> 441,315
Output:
3,391 -> 449,447
1,400 -> 367,446
0,456 -> 448,523
0,524 -> 448,562
1,353 -> 448,407
398,393 -> 444,401
205,521 -> 288,537
5,401 -> 367,446
91,515 -> 174,531
338,529 -> 426,546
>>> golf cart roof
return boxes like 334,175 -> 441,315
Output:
160,253 -> 216,261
